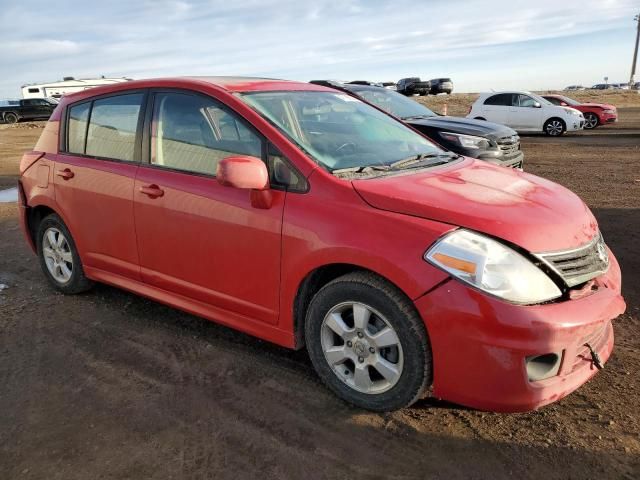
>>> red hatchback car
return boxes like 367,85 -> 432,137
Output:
542,94 -> 618,129
19,77 -> 625,412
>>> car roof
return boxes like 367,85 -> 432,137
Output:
61,76 -> 332,102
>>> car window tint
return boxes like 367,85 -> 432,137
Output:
151,92 -> 262,176
67,102 -> 91,154
484,94 -> 512,106
86,94 -> 143,161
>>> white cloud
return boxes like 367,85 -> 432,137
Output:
0,0 -> 637,97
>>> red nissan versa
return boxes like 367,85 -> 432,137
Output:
18,77 -> 625,412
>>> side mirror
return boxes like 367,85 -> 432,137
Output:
217,156 -> 272,209
533,102 -> 542,108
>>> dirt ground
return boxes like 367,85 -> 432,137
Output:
1,94 -> 639,479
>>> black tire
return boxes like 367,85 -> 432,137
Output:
36,213 -> 93,294
305,272 -> 432,411
543,117 -> 566,136
4,112 -> 18,124
583,112 -> 599,129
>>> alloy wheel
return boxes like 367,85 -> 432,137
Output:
42,227 -> 73,284
320,301 -> 404,394
546,120 -> 564,136
584,113 -> 598,129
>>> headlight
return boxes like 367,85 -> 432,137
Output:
603,109 -> 615,114
425,229 -> 562,304
562,107 -> 582,116
439,132 -> 491,150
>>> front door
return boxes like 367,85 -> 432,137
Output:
508,94 -> 543,130
133,90 -> 284,325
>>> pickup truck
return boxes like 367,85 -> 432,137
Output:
0,98 -> 57,124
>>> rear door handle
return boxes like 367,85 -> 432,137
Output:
56,168 -> 74,180
139,184 -> 164,198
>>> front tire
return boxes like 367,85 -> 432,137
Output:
305,272 -> 432,411
584,112 -> 599,129
36,213 -> 93,294
544,118 -> 566,136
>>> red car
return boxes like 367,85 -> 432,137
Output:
18,77 -> 625,412
542,94 -> 618,129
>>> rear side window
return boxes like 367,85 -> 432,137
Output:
484,94 -> 513,106
67,102 -> 91,154
85,94 -> 144,161
150,92 -> 262,176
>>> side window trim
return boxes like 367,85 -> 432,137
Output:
61,89 -> 149,164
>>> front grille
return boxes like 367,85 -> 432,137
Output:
535,233 -> 609,287
497,135 -> 520,159
572,322 -> 610,372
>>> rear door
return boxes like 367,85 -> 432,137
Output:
479,94 -> 511,124
133,90 -> 286,325
54,91 -> 146,280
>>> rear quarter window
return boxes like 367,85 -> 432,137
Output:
85,94 -> 144,162
67,102 -> 91,154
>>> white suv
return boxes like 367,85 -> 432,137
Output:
468,91 -> 584,136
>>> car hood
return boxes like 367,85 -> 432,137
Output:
407,116 -> 516,140
578,103 -> 616,110
352,158 -> 598,253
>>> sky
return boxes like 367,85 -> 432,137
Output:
0,0 -> 638,98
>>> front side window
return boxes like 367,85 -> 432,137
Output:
517,95 -> 537,108
240,91 -> 442,171
86,93 -> 144,161
67,102 -> 91,154
545,97 -> 562,106
151,92 -> 262,175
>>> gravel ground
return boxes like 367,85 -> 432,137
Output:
0,96 -> 639,479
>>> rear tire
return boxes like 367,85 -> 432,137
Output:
305,272 -> 432,411
4,112 -> 18,124
36,213 -> 93,294
584,112 -> 599,129
544,118 -> 566,136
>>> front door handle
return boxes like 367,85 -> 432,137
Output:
56,168 -> 74,180
139,184 -> 164,198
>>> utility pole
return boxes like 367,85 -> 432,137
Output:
631,14 -> 640,88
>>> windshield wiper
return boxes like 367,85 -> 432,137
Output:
332,164 -> 391,175
390,152 -> 460,170
402,115 -> 434,120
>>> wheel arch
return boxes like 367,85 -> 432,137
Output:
292,263 -> 418,350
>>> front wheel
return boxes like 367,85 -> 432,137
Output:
584,112 -> 599,129
305,272 -> 432,411
544,118 -> 566,136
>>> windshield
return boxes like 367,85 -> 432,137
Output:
45,97 -> 59,105
353,88 -> 437,120
240,91 -> 443,171
557,95 -> 580,106
529,93 -> 554,106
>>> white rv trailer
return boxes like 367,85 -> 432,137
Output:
21,77 -> 132,99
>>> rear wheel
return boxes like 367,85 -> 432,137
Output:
305,272 -> 432,411
544,118 -> 566,136
584,112 -> 599,129
4,112 -> 18,124
36,214 -> 93,294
